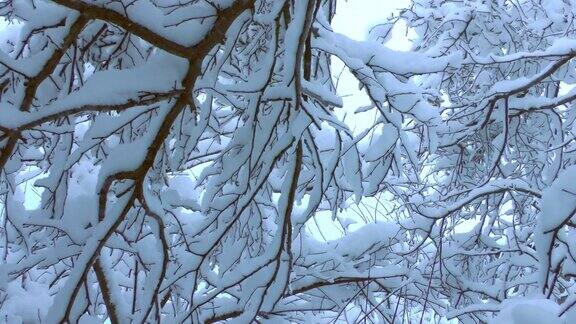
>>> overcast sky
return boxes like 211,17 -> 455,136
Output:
333,0 -> 410,42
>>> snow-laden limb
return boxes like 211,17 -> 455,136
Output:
417,178 -> 542,219
45,183 -> 136,323
538,166 -> 576,233
315,25 -> 462,76
0,54 -> 184,130
489,297 -> 564,324
535,166 -> 576,297
463,37 -> 576,65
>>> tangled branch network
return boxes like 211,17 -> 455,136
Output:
0,0 -> 576,323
